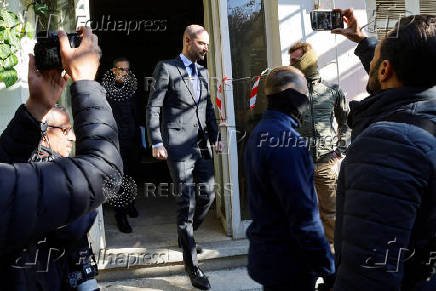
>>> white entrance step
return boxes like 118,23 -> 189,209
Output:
96,239 -> 249,282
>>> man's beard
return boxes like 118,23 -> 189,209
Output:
197,51 -> 206,60
192,49 -> 206,61
366,60 -> 382,95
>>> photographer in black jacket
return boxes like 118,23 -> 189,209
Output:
331,10 -> 436,291
0,27 -> 123,288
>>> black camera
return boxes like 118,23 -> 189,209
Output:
67,247 -> 100,291
34,31 -> 82,70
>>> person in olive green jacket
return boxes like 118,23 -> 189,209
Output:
289,42 -> 350,243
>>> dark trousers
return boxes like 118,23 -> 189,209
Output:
167,153 -> 215,270
114,140 -> 138,215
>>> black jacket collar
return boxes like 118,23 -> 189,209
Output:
348,86 -> 436,140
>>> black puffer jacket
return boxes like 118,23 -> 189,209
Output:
0,80 -> 122,259
2,146 -> 98,291
334,38 -> 436,291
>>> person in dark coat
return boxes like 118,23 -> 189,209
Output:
0,27 -> 122,288
332,10 -> 436,290
102,57 -> 140,233
244,66 -> 335,291
7,105 -> 99,290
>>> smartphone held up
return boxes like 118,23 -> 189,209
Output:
310,10 -> 344,31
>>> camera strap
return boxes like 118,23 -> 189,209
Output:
381,112 -> 436,137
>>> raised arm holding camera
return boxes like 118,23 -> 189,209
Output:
331,9 -> 436,291
0,27 -> 122,290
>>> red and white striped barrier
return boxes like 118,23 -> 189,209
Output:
250,68 -> 269,109
216,76 -> 228,121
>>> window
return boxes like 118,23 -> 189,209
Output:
375,0 -> 406,39
419,0 -> 436,14
227,0 -> 268,220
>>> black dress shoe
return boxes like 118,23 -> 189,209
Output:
186,266 -> 210,290
178,236 -> 203,254
195,243 -> 203,254
115,213 -> 132,233
127,204 -> 138,218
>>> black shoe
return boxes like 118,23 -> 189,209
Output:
115,213 -> 132,233
178,236 -> 203,254
186,266 -> 210,290
195,243 -> 203,254
127,204 -> 138,218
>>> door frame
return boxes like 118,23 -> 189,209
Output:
86,0 -> 282,247
213,0 -> 281,239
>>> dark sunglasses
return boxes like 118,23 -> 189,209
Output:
48,125 -> 73,136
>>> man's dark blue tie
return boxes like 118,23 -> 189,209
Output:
190,63 -> 200,103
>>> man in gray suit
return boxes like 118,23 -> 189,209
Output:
146,25 -> 222,290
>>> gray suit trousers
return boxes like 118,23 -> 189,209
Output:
167,149 -> 215,269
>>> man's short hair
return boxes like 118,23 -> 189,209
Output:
288,42 -> 313,55
113,57 -> 130,68
183,25 -> 206,41
382,15 -> 436,88
265,66 -> 307,95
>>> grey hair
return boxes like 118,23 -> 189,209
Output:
43,104 -> 67,125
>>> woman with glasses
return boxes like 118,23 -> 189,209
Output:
101,56 -> 140,233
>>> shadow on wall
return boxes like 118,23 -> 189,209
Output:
277,0 -> 369,100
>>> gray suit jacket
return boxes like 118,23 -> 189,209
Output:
146,56 -> 218,160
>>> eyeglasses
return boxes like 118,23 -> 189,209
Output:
47,125 -> 73,136
114,67 -> 129,72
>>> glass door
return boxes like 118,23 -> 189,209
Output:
214,0 -> 275,239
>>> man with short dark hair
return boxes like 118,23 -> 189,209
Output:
332,10 -> 436,290
244,66 -> 335,291
289,41 -> 350,244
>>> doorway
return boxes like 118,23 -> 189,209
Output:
89,0 -> 230,249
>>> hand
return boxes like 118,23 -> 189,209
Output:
58,27 -> 101,82
331,8 -> 367,43
214,141 -> 223,153
25,54 -> 69,121
152,145 -> 168,160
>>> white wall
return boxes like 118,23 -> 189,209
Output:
277,0 -> 371,101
